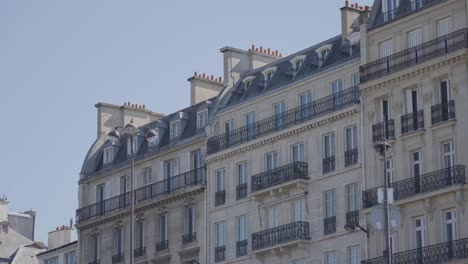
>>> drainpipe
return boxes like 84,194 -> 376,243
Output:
205,164 -> 210,264
359,91 -> 369,260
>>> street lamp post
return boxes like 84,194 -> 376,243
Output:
108,120 -> 157,264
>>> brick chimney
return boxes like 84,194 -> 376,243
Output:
187,72 -> 223,105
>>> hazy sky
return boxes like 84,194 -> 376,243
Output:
1,0 -> 374,244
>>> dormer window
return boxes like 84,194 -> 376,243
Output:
170,121 -> 181,139
290,55 -> 307,76
383,0 -> 399,21
295,60 -> 303,72
245,80 -> 252,88
127,136 -> 137,156
103,147 -> 113,164
320,50 -> 329,61
242,76 -> 255,89
261,67 -> 278,86
197,109 -> 208,128
316,44 -> 333,66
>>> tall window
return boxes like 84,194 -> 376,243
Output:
442,209 -> 457,242
141,167 -> 152,187
191,149 -> 202,169
352,73 -> 360,86
267,206 -> 280,228
330,79 -> 343,95
346,183 -> 359,212
245,112 -> 256,137
237,215 -> 248,241
238,162 -> 247,185
346,126 -> 358,151
379,39 -> 393,59
45,257 -> 58,264
103,147 -> 113,164
164,159 -> 174,179
324,133 -> 335,158
324,190 -> 336,218
413,216 -> 426,248
215,222 -> 226,247
113,227 -> 124,256
411,151 -> 423,192
160,213 -> 168,242
437,17 -> 452,37
96,184 -> 105,203
224,120 -> 234,144
292,143 -> 304,162
127,136 -> 137,156
216,169 -> 225,192
407,28 -> 422,48
385,158 -> 395,186
120,176 -> 128,194
325,251 -> 337,264
347,245 -> 361,264
380,98 -> 391,122
443,141 -> 455,169
185,206 -> 196,235
300,92 -> 312,106
405,89 -> 419,114
197,110 -> 208,128
65,252 -> 77,264
170,121 -> 181,139
265,152 -> 278,171
292,198 -> 306,222
274,101 -> 286,128
135,221 -> 144,249
89,235 -> 100,262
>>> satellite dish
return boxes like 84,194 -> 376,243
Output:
369,204 -> 401,232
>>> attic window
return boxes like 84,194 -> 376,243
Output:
103,147 -> 113,164
242,76 -> 255,89
320,50 -> 329,61
383,0 -> 399,21
290,55 -> 307,76
245,80 -> 252,88
127,136 -> 137,156
261,67 -> 278,86
197,109 -> 208,128
170,121 -> 181,139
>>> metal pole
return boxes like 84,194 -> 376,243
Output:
130,136 -> 135,264
382,120 -> 392,264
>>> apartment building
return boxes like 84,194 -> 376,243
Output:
37,225 -> 77,264
76,75 -> 222,264
204,3 -> 370,264
359,0 -> 468,263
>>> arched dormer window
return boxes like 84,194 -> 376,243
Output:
242,76 -> 256,89
261,66 -> 278,86
315,44 -> 333,65
290,55 -> 307,76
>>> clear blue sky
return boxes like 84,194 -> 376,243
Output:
0,0 -> 374,244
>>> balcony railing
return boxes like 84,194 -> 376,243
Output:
401,110 -> 424,135
431,100 -> 455,125
372,119 -> 395,143
323,156 -> 336,174
251,162 -> 309,193
363,165 -> 465,208
346,210 -> 359,225
156,240 -> 169,252
360,28 -> 468,82
76,167 -> 206,224
134,246 -> 146,258
215,190 -> 226,206
236,240 -> 248,257
251,221 -> 310,251
207,87 -> 360,154
236,183 -> 248,200
345,148 -> 359,167
88,260 -> 100,264
182,232 -> 197,244
361,237 -> 468,264
135,166 -> 206,203
112,253 -> 124,263
215,246 -> 226,262
323,216 -> 336,235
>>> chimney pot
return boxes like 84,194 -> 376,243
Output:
267,48 -> 271,54
345,0 -> 349,6
252,44 -> 255,50
260,46 -> 263,52
194,72 -> 197,77
255,48 -> 259,52
202,73 -> 205,78
365,5 -> 369,10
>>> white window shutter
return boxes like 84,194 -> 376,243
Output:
182,152 -> 191,172
174,157 -> 180,175
158,162 -> 164,181
105,180 -> 112,199
90,185 -> 97,203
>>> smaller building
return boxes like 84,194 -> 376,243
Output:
37,224 -> 77,264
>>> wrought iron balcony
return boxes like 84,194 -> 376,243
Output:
346,210 -> 359,225
76,192 -> 130,224
345,148 -> 359,167
207,86 -> 360,154
323,216 -> 336,235
215,190 -> 226,206
431,100 -> 455,125
236,240 -> 248,257
401,110 -> 424,135
215,246 -> 226,262
360,28 -> 468,82
251,161 -> 309,193
372,119 -> 395,143
112,253 -> 124,263
88,261 -> 100,264
363,165 -> 465,209
134,246 -> 146,258
156,240 -> 169,252
251,221 -> 310,251
323,156 -> 336,174
182,232 -> 197,244
361,237 -> 468,264
236,183 -> 248,200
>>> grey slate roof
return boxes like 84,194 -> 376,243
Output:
0,227 -> 34,259
219,35 -> 360,110
82,98 -> 217,178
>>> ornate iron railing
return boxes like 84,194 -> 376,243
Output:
134,247 -> 146,258
346,210 -> 359,225
363,165 -> 465,208
251,221 -> 310,251
360,28 -> 468,82
215,246 -> 226,262
324,216 -> 336,235
112,253 -> 124,263
215,190 -> 226,206
156,240 -> 169,252
372,119 -> 395,143
401,110 -> 424,134
361,237 -> 468,264
183,232 -> 197,244
251,162 -> 309,193
345,148 -> 359,167
323,156 -> 336,174
236,240 -> 248,257
236,183 -> 248,200
135,166 -> 206,202
207,86 -> 360,154
76,167 -> 206,224
431,100 -> 455,125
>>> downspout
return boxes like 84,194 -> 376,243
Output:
359,91 -> 368,260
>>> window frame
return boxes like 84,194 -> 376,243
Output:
197,109 -> 209,129
103,147 -> 113,164
170,121 -> 181,139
